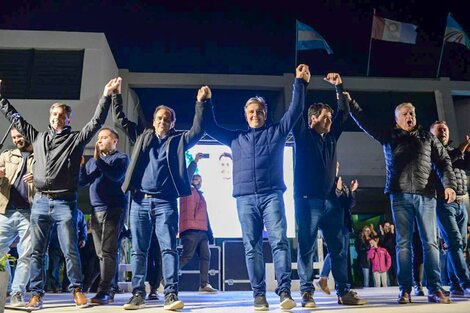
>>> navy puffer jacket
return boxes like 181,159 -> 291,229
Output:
206,78 -> 307,197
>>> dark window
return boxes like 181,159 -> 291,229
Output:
0,49 -> 84,100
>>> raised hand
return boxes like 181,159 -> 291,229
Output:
323,72 -> 342,86
336,176 -> 343,190
458,135 -> 470,153
197,86 -> 211,102
296,64 -> 311,83
94,142 -> 100,160
115,77 -> 122,94
342,91 -> 352,102
350,179 -> 359,192
103,77 -> 122,97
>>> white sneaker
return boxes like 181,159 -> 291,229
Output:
10,292 -> 26,307
199,284 -> 218,293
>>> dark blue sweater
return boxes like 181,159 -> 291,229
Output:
292,84 -> 349,199
205,78 -> 306,197
79,150 -> 129,211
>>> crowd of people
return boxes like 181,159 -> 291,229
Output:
1,64 -> 469,311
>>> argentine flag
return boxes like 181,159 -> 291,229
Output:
296,20 -> 333,54
444,14 -> 470,49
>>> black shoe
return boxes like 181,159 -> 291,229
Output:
90,291 -> 110,305
123,294 -> 145,310
413,285 -> 425,296
279,290 -> 296,310
301,292 -> 316,308
163,293 -> 184,311
147,290 -> 159,301
254,294 -> 269,311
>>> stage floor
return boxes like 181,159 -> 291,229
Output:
4,287 -> 469,312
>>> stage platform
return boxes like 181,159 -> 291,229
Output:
4,287 -> 469,313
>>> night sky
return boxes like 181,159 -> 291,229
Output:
2,0 -> 470,80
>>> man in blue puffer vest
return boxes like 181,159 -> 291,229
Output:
205,64 -> 310,311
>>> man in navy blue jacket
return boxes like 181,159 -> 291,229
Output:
79,127 -> 129,305
112,79 -> 210,311
205,64 -> 310,311
293,73 -> 367,307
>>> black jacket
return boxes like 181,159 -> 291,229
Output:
293,84 -> 349,199
112,94 -> 208,197
432,144 -> 470,198
335,178 -> 356,233
349,99 -> 456,195
0,94 -> 111,192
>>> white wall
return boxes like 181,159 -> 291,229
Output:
0,30 -> 118,152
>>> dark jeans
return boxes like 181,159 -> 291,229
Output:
295,197 -> 350,296
412,227 -> 424,287
146,228 -> 162,291
47,244 -> 65,291
91,207 -> 125,293
179,230 -> 211,287
81,233 -> 100,292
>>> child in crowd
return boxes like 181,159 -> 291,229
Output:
367,236 -> 391,287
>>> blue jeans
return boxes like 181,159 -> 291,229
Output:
130,196 -> 179,296
436,199 -> 470,289
29,193 -> 83,296
390,193 -> 441,293
362,268 -> 371,287
236,191 -> 291,296
0,209 -> 31,294
295,197 -> 350,296
320,229 -> 349,278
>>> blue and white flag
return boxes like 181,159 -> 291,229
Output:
296,20 -> 333,54
445,14 -> 470,49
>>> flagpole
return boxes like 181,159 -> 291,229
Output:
436,13 -> 450,78
295,20 -> 298,68
366,9 -> 376,76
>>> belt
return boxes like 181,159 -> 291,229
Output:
143,193 -> 158,199
38,191 -> 76,199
